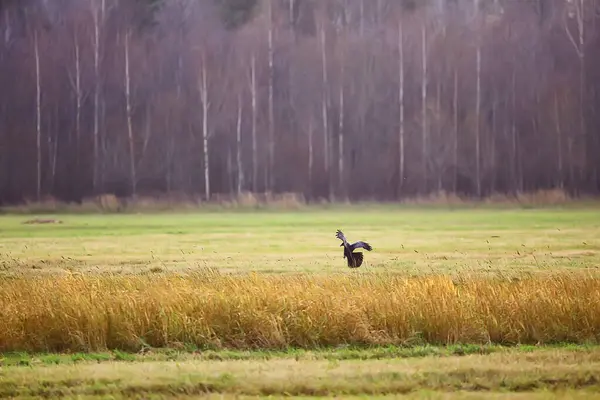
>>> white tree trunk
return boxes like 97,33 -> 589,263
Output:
421,23 -> 428,192
320,22 -> 331,200
250,53 -> 258,193
453,69 -> 458,193
227,148 -> 233,194
475,41 -> 481,197
124,31 -> 136,197
510,64 -> 522,193
74,33 -> 81,169
338,42 -> 345,197
48,105 -> 58,191
236,93 -> 243,196
34,30 -> 41,201
92,3 -> 100,193
200,58 -> 210,200
165,113 -> 173,193
359,0 -> 365,37
308,117 -> 313,195
267,0 -> 275,192
554,92 -> 564,189
564,0 -> 586,178
398,20 -> 405,196
289,0 -> 295,40
436,79 -> 442,191
491,91 -> 497,192
3,8 -> 11,45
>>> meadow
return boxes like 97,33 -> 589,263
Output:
1,205 -> 600,398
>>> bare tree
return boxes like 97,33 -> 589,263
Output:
320,20 -> 332,200
34,29 -> 42,201
453,68 -> 459,193
308,115 -> 314,196
124,29 -> 136,196
510,60 -> 522,193
421,21 -> 428,192
236,92 -> 244,196
199,55 -> 210,200
475,34 -> 482,197
474,0 -> 482,197
1,0 -> 600,205
68,28 -> 83,171
563,0 -> 587,181
267,0 -> 275,192
250,52 -> 258,193
338,36 -> 345,198
398,19 -> 405,196
554,91 -> 564,189
92,0 -> 101,193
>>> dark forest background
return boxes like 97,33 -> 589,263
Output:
1,0 -> 599,205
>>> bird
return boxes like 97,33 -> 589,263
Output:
335,229 -> 373,268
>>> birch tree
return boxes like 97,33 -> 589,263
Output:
475,34 -> 482,197
398,19 -> 405,196
34,29 -> 42,201
563,0 -> 587,180
320,20 -> 332,200
267,0 -> 275,192
91,0 -> 102,193
421,22 -> 428,192
236,92 -> 244,196
474,0 -> 482,197
124,29 -> 137,196
249,52 -> 258,192
199,56 -> 210,200
337,35 -> 345,198
67,28 -> 83,171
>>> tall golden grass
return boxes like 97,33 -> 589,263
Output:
1,270 -> 600,353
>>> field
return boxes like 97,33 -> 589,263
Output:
2,206 -> 600,398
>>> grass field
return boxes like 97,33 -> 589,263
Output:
1,207 -> 599,275
1,206 -> 600,398
2,346 -> 600,398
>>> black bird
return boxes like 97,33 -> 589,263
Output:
335,229 -> 373,268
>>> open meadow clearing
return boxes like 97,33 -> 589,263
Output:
2,206 -> 600,398
1,206 -> 600,275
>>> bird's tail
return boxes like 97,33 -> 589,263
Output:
347,252 -> 364,268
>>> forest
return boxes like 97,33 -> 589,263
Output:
0,0 -> 599,204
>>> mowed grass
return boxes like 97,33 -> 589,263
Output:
0,207 -> 599,275
2,347 -> 600,398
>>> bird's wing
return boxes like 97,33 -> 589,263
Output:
336,229 -> 348,244
351,241 -> 373,251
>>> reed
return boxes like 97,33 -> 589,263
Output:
1,270 -> 599,353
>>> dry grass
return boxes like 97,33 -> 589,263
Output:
1,191 -> 309,214
3,189 -> 599,215
1,270 -> 600,353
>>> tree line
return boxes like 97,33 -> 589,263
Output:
1,0 -> 599,205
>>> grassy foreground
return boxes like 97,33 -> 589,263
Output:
2,270 -> 600,352
2,347 -> 600,398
